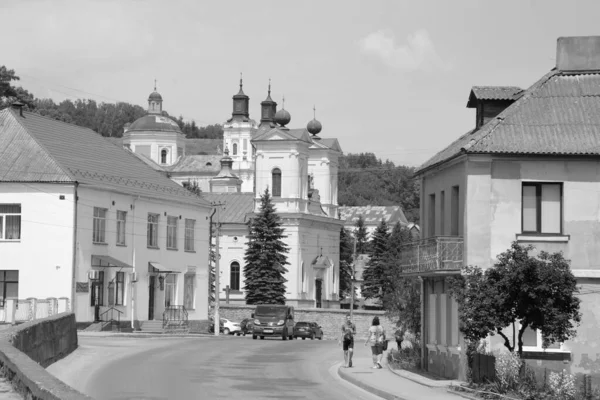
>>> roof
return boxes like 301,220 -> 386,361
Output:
148,91 -> 163,101
252,127 -> 313,144
338,206 -> 409,226
0,108 -> 209,207
466,86 -> 523,107
128,114 -> 182,133
201,192 -> 255,223
185,139 -> 222,155
168,155 -> 222,173
417,70 -> 600,174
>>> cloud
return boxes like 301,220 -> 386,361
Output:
358,29 -> 450,72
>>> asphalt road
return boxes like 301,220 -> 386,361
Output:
47,335 -> 382,400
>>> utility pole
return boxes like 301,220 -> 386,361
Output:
211,202 -> 226,336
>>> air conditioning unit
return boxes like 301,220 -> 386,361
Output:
88,270 -> 101,280
130,272 -> 138,283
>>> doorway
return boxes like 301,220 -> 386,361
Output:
148,275 -> 156,320
315,279 -> 322,308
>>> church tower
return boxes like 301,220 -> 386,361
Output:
148,80 -> 163,115
259,80 -> 278,128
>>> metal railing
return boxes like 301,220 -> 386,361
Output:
163,305 -> 189,331
398,236 -> 464,275
100,306 -> 123,331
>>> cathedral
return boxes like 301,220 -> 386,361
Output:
120,80 -> 344,308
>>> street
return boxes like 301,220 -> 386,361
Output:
47,335 -> 382,400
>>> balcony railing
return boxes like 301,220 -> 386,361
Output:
399,236 -> 464,275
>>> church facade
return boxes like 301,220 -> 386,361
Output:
123,80 -> 344,308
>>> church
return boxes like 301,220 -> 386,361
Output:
120,79 -> 344,308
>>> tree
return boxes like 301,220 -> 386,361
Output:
338,227 -> 354,299
382,222 -> 421,335
243,188 -> 289,304
0,66 -> 35,110
354,215 -> 369,254
448,242 -> 582,357
361,219 -> 390,301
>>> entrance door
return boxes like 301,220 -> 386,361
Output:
315,279 -> 322,308
148,276 -> 156,320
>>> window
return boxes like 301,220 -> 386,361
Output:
428,194 -> 436,237
93,207 -> 107,243
165,274 -> 176,307
451,186 -> 459,236
116,211 -> 127,246
185,219 -> 195,251
161,149 -> 168,164
230,262 -> 240,291
167,216 -> 178,249
272,168 -> 282,197
147,213 -> 159,248
233,143 -> 238,155
522,183 -> 562,234
184,271 -> 195,309
115,271 -> 125,306
0,271 -> 19,307
440,191 -> 446,235
0,204 -> 21,240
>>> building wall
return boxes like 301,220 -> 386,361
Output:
124,132 -> 186,166
73,187 -> 210,324
308,149 -> 339,218
0,183 -> 76,302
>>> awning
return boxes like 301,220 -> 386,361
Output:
91,255 -> 133,269
148,262 -> 181,274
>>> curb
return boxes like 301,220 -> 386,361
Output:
77,331 -> 216,338
386,358 -> 466,389
337,363 -> 407,400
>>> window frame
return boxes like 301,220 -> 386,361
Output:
184,271 -> 195,310
230,261 -> 240,291
0,270 -> 19,308
116,210 -> 127,246
184,219 -> 195,252
160,148 -> 168,164
115,271 -> 125,306
272,168 -> 282,197
521,182 -> 563,235
147,213 -> 159,248
167,215 -> 178,250
0,204 -> 22,241
93,207 -> 108,244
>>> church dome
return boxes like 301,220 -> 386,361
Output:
274,108 -> 291,126
127,114 -> 182,133
148,91 -> 163,101
307,118 -> 322,135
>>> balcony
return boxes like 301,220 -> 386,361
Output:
399,236 -> 464,276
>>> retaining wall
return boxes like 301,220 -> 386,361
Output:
0,312 -> 92,400
217,304 -> 398,340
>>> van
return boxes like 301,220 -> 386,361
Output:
251,304 -> 295,340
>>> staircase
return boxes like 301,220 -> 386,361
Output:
140,320 -> 164,333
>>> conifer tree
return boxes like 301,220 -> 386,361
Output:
354,215 -> 369,254
338,227 -> 355,299
361,218 -> 390,301
243,188 -> 289,304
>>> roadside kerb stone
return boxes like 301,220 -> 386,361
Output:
337,364 -> 406,400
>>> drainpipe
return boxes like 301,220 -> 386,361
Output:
131,196 -> 139,330
71,183 -> 79,315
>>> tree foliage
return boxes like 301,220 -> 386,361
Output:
338,152 -> 420,224
354,215 -> 369,254
361,219 -> 390,301
243,188 -> 289,305
338,227 -> 355,299
0,66 -> 35,110
448,242 -> 582,357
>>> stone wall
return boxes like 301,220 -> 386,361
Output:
0,312 -> 91,400
217,304 -> 398,340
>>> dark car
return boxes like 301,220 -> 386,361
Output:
293,322 -> 323,340
237,318 -> 254,336
208,317 -> 224,333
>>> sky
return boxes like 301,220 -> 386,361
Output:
3,0 -> 600,167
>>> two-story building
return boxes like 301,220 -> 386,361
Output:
401,36 -> 600,380
0,105 -> 211,328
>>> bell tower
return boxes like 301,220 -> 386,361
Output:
231,73 -> 249,120
148,79 -> 163,115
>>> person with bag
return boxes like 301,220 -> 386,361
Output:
364,316 -> 386,369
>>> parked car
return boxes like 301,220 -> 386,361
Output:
237,318 -> 254,336
293,322 -> 323,340
221,318 -> 242,335
208,317 -> 224,333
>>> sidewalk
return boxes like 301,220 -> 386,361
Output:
337,343 -> 464,400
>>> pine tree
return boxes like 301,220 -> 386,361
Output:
338,227 -> 355,299
243,188 -> 289,304
361,218 -> 390,301
354,215 -> 369,254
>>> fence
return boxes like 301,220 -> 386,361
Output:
1,297 -> 70,324
471,353 -> 496,383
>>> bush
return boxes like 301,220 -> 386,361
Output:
548,370 -> 576,400
494,352 -> 522,393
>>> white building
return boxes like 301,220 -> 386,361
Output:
0,105 -> 211,328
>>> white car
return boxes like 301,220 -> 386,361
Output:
221,318 -> 242,335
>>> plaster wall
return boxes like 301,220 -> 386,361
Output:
124,132 -> 186,166
308,149 -> 339,218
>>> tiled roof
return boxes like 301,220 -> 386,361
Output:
253,127 -> 313,143
417,70 -> 600,174
318,138 -> 342,152
201,192 -> 255,223
185,139 -> 222,155
467,86 -> 523,107
168,155 -> 222,173
0,109 -> 209,207
338,206 -> 409,226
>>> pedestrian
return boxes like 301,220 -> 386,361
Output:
395,325 -> 405,351
364,316 -> 386,369
338,313 -> 356,368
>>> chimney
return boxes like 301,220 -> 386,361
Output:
11,101 -> 25,117
556,36 -> 600,72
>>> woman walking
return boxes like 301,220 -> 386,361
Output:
364,316 -> 386,369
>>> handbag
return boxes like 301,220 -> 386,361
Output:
382,339 -> 388,351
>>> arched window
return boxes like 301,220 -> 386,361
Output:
233,143 -> 238,155
230,262 -> 240,291
272,168 -> 282,197
161,149 -> 168,164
